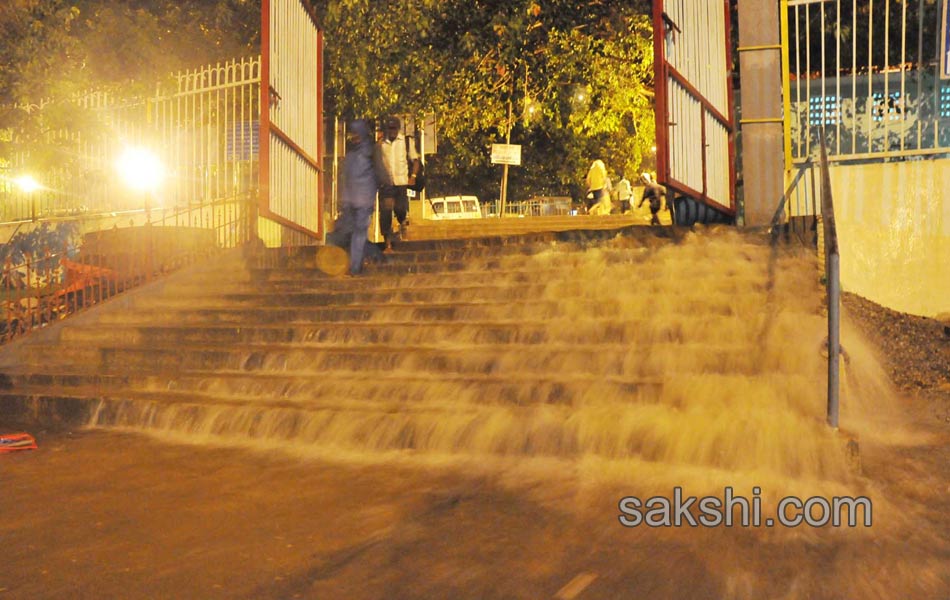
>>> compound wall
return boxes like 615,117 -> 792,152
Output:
831,159 -> 950,318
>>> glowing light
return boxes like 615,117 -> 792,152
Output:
14,175 -> 41,193
651,145 -> 657,153
116,147 -> 164,191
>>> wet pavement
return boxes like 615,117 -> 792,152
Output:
3,421 -> 950,599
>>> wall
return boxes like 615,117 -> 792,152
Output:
830,159 -> 950,318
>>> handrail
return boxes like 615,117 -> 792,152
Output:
769,161 -> 811,230
819,135 -> 841,428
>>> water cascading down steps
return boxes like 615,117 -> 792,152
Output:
0,225 -> 852,483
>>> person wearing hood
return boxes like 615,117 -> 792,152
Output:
585,159 -> 608,213
337,119 -> 384,275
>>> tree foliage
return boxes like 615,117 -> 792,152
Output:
1,0 -> 259,106
315,0 -> 655,202
2,0 -> 657,204
0,0 -> 259,173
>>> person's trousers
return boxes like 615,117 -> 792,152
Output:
379,185 -> 409,241
586,188 -> 604,211
340,204 -> 374,274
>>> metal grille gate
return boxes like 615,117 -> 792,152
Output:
260,0 -> 324,245
653,0 -> 736,222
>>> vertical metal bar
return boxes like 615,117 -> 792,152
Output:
260,0 -> 272,227
653,0 -> 670,186
805,1 -> 812,158
935,0 -> 943,151
851,0 -> 858,154
900,0 -> 907,152
317,26 -> 325,236
819,136 -> 839,429
781,0 -> 793,169
835,0 -> 841,154
25,255 -> 32,335
701,105 -> 707,200
795,4 -> 803,159
725,0 -> 736,210
820,0 -> 827,141
917,0 -> 925,150
827,246 -> 841,428
868,0 -> 874,152
884,0 -> 891,149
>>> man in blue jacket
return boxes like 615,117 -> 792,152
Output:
337,119 -> 383,275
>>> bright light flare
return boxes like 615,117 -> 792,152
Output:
116,147 -> 164,191
14,175 -> 41,194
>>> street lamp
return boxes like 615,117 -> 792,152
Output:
14,175 -> 42,194
13,174 -> 43,221
116,146 -> 164,223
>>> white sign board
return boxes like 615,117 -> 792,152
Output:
491,143 -> 522,166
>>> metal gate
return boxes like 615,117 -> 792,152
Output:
260,0 -> 324,244
653,0 -> 736,222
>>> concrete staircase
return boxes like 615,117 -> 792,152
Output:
0,223 -> 848,479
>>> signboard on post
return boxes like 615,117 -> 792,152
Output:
942,0 -> 950,79
491,143 -> 522,166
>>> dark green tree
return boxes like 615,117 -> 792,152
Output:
316,0 -> 655,202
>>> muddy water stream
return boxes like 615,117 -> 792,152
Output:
83,228 -> 950,597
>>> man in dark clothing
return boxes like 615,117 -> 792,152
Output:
336,119 -> 383,275
638,172 -> 667,226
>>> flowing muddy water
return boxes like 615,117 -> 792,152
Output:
85,227 -> 950,597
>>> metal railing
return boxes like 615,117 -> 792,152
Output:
2,56 -> 262,225
770,161 -> 819,245
768,135 -> 840,429
785,0 -> 950,163
0,191 -> 254,344
818,136 -> 841,428
481,197 -> 575,218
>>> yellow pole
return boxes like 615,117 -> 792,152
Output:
780,0 -> 793,171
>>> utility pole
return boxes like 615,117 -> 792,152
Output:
737,0 -> 785,226
499,98 -> 513,217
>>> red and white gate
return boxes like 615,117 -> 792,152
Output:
260,0 -> 324,244
653,1 -> 736,221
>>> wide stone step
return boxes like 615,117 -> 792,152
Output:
249,250 -> 771,284
57,314 -> 758,347
1,370 -> 669,407
4,368 -> 813,402
19,341 -> 764,377
90,292 -> 750,325
134,283 -> 555,309
0,369 -> 836,472
150,270 -> 771,305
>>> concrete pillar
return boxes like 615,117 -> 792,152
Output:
737,0 -> 785,226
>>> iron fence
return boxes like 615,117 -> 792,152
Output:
2,56 -> 262,224
0,57 -> 266,344
785,0 -> 950,163
0,192 -> 254,344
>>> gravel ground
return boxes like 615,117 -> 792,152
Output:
843,292 -> 950,422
